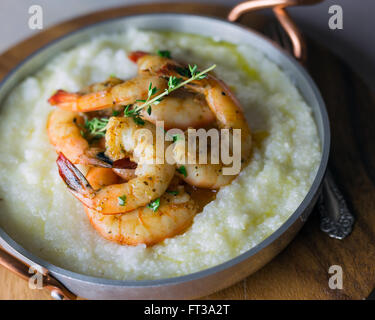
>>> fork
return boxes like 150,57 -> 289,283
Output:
263,19 -> 355,240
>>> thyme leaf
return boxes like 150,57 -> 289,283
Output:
118,195 -> 127,206
124,104 -> 145,125
157,50 -> 171,58
177,166 -> 187,177
172,134 -> 182,143
166,190 -> 179,196
84,117 -> 109,138
147,198 -> 160,212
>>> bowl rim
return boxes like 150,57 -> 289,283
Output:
0,12 -> 330,288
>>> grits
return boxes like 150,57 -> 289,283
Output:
0,29 -> 321,280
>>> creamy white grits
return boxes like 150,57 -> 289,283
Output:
0,29 -> 321,280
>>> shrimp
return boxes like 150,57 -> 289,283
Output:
141,91 -> 215,130
112,168 -> 136,181
128,52 -> 252,188
83,167 -> 135,187
80,76 -> 123,93
48,75 -> 215,129
130,51 -> 178,75
159,60 -> 252,188
47,109 -> 111,167
174,149 -> 235,189
56,117 -> 175,214
129,52 -> 216,129
84,167 -> 198,246
85,167 -> 123,189
186,74 -> 252,161
48,75 -> 168,112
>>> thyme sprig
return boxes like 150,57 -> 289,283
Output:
187,64 -> 207,80
93,63 -> 216,128
135,64 -> 216,115
132,82 -> 161,118
124,104 -> 145,125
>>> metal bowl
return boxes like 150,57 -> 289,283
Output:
0,9 -> 329,300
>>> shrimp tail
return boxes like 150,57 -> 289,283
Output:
48,90 -> 78,110
89,150 -> 113,168
128,51 -> 148,63
56,153 -> 94,196
112,157 -> 137,169
93,151 -> 137,169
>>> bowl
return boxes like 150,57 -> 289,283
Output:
0,5 -> 329,300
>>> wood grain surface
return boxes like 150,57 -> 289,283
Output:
0,3 -> 374,300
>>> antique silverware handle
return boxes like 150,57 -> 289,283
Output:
319,170 -> 354,239
231,1 -> 355,239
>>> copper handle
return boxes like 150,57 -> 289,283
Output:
228,0 -> 323,62
0,246 -> 77,300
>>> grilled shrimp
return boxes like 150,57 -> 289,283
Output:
84,167 -> 197,246
133,52 -> 252,188
174,75 -> 252,188
129,51 -> 176,75
47,109 -> 111,167
112,168 -> 136,181
85,167 -> 123,188
48,75 -> 168,112
141,92 -> 215,130
49,72 -> 214,130
56,117 -> 175,214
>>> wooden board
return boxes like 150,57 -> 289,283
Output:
1,3 -> 374,300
